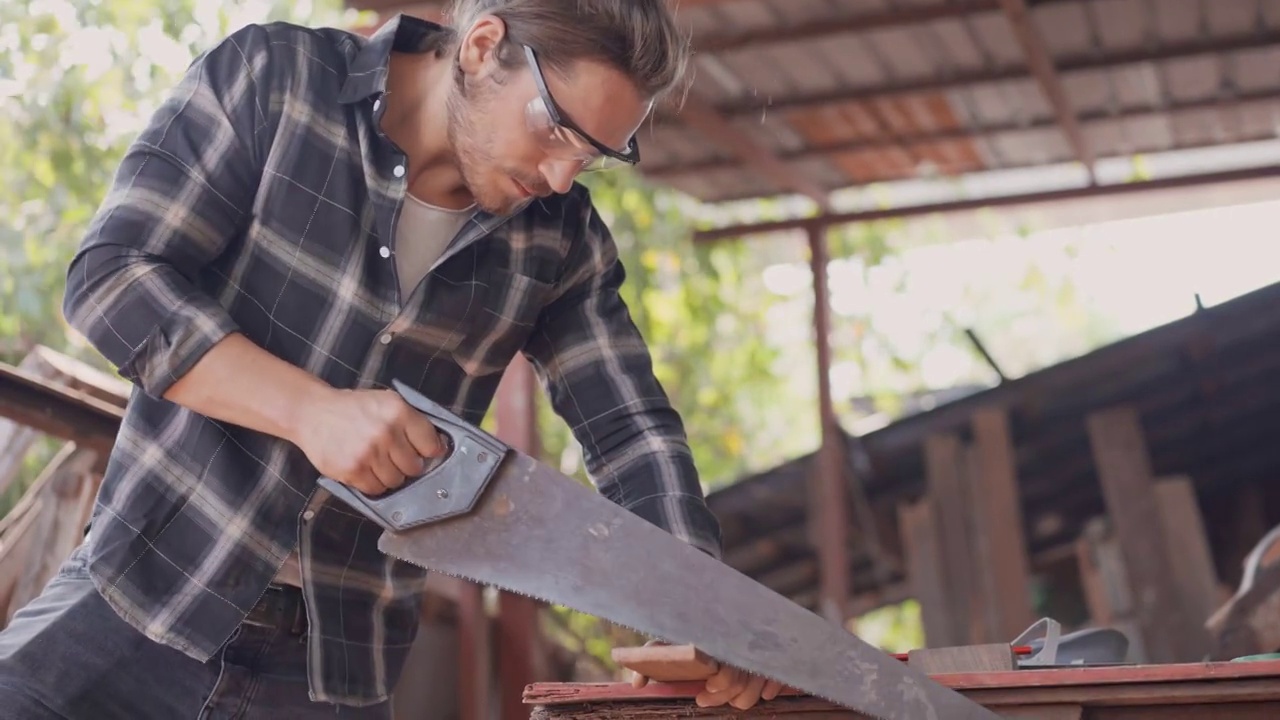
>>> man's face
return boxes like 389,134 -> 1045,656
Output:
448,26 -> 649,215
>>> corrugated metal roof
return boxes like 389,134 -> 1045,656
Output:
631,0 -> 1280,205
347,0 -> 1280,208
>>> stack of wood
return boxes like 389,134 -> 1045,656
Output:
0,346 -> 128,627
524,642 -> 1280,719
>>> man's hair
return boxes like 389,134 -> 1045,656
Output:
443,0 -> 692,102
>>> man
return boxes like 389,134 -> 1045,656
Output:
0,1 -> 783,717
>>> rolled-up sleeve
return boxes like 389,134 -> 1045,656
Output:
62,25 -> 273,399
522,188 -> 724,560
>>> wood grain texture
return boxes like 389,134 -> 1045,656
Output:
611,645 -> 719,682
526,660 -> 1280,706
907,643 -> 1018,674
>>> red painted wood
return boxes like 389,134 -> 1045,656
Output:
524,660 -> 1280,706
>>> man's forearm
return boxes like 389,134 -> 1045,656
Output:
162,332 -> 333,446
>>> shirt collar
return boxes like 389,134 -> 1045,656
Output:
339,13 -> 449,104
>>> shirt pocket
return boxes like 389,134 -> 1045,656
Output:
449,269 -> 555,377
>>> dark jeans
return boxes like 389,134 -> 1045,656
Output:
0,546 -> 391,719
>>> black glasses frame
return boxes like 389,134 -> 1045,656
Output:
522,44 -> 641,165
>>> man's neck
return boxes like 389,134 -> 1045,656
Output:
381,51 -> 475,211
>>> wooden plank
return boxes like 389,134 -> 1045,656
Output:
526,660 -> 1280,705
907,643 -> 1017,674
898,499 -> 955,647
0,362 -> 123,461
527,678 -> 1280,719
494,353 -> 547,720
1153,475 -> 1221,656
970,409 -> 1036,641
458,582 -> 492,720
997,706 -> 1083,720
1102,704 -> 1278,719
611,645 -> 719,683
1074,517 -> 1144,661
526,660 -> 1280,719
0,347 -> 126,500
924,433 -> 978,644
1085,406 -> 1196,662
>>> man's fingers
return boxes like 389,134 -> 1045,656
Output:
762,679 -> 785,701
703,665 -> 731,693
387,429 -> 427,477
730,675 -> 767,710
403,413 -> 445,459
630,672 -> 648,689
370,452 -> 406,492
695,685 -> 736,708
349,469 -> 385,497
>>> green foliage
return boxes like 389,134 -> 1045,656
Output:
0,0 -> 348,512
535,170 -> 819,490
0,0 -> 345,367
854,600 -> 926,654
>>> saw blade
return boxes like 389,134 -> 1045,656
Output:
375,452 -> 1001,720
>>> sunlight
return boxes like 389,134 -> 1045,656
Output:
760,193 -> 1280,401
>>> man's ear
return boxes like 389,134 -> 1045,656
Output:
457,14 -> 508,82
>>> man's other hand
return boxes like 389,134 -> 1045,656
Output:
628,642 -> 784,711
294,387 -> 445,496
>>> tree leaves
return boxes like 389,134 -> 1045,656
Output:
0,0 -> 343,366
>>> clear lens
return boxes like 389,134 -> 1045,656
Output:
524,96 -> 626,172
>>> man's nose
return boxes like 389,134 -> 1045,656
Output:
540,158 -> 580,194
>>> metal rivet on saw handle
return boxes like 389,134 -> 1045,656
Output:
476,452 -> 488,463
437,489 -> 449,499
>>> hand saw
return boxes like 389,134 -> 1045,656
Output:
317,380 -> 1001,720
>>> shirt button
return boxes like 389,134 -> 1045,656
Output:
379,246 -> 391,258
380,333 -> 394,345
392,164 -> 405,178
303,510 -> 315,521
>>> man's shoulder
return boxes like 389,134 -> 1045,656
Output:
203,21 -> 363,85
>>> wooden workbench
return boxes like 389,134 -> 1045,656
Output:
524,659 -> 1280,719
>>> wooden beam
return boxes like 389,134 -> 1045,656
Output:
712,30 -> 1280,119
898,498 -> 955,647
923,433 -> 979,644
494,354 -> 546,720
806,225 -> 848,624
996,0 -> 1095,182
674,94 -> 830,209
647,82 -> 1280,182
970,409 -> 1036,641
0,362 -> 123,460
1153,476 -> 1223,657
1085,407 -> 1199,663
692,164 -> 1280,241
457,582 -> 492,720
696,1 -> 1000,54
525,659 -> 1280,718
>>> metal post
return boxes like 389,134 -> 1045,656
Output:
807,225 -> 852,626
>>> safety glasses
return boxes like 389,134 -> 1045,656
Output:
521,44 -> 642,173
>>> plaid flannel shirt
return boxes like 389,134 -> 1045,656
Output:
62,14 -> 722,707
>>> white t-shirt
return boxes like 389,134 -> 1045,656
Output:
272,193 -> 474,588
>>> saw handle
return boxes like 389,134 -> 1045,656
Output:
316,379 -> 509,533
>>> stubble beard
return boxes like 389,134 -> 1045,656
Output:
446,78 -> 529,217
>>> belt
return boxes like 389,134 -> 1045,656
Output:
243,583 -> 308,636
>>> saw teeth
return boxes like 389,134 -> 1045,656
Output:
388,553 -> 893,720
